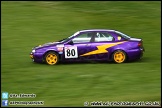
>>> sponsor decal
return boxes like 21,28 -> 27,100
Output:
56,44 -> 64,52
58,52 -> 63,54
117,36 -> 121,40
56,44 -> 64,47
57,47 -> 63,51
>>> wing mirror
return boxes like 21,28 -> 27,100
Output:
68,40 -> 74,45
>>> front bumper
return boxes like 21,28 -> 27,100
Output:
29,51 -> 44,63
30,53 -> 34,59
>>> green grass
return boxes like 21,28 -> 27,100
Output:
1,1 -> 161,107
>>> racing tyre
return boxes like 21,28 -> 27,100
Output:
112,50 -> 127,63
45,52 -> 59,65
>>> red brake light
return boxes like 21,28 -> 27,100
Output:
138,41 -> 143,47
138,42 -> 141,46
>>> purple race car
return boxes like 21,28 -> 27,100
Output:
30,29 -> 144,65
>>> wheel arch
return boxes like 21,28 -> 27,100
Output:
109,49 -> 129,61
43,50 -> 59,61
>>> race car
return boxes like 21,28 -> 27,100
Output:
30,29 -> 145,65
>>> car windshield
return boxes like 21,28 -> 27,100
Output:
58,35 -> 74,43
115,31 -> 131,39
58,31 -> 80,43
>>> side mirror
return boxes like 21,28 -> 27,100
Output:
68,40 -> 74,45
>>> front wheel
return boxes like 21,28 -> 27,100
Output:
112,50 -> 127,63
45,52 -> 59,65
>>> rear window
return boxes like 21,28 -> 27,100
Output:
115,31 -> 131,40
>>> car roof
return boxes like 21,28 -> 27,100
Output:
79,29 -> 116,33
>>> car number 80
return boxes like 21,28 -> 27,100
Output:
64,46 -> 78,58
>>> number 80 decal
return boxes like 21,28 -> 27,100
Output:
64,46 -> 78,58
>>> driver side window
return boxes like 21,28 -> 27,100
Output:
72,32 -> 93,43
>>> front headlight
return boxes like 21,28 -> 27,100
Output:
32,49 -> 35,53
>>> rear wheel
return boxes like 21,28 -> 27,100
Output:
45,52 -> 59,65
112,50 -> 127,63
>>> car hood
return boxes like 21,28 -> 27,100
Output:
33,42 -> 61,49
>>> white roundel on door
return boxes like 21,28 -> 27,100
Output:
64,46 -> 78,58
